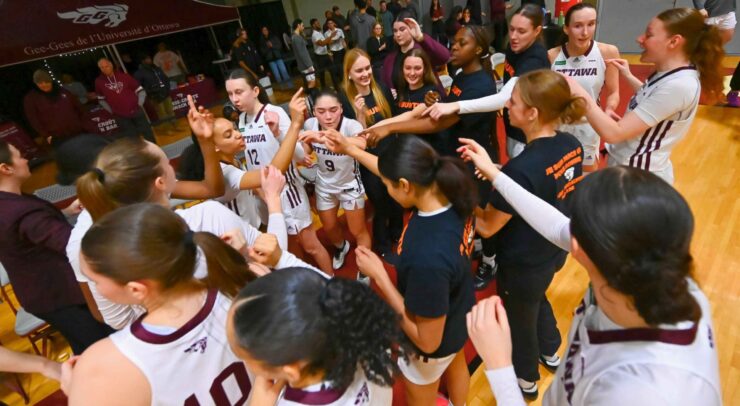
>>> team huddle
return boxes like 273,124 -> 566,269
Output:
0,4 -> 726,406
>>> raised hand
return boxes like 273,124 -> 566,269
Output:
299,130 -> 323,144
358,126 -> 389,148
467,296 -> 513,370
220,229 -> 249,256
457,138 -> 500,181
249,233 -> 282,267
187,94 -> 214,140
424,90 -> 440,107
264,110 -> 280,137
353,93 -> 367,113
605,58 -> 631,77
288,87 -> 307,123
322,128 -> 351,154
404,18 -> 424,42
260,165 -> 286,200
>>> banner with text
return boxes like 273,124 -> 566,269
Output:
0,0 -> 239,67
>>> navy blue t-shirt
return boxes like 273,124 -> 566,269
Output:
392,84 -> 448,155
396,207 -> 476,358
503,41 -> 550,143
490,131 -> 583,273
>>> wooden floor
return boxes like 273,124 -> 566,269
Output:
2,56 -> 739,405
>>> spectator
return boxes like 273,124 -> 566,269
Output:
134,54 -> 178,132
23,70 -> 90,149
379,1 -> 395,38
258,26 -> 293,89
382,16 -> 449,92
367,22 -> 391,78
326,19 -> 348,88
54,134 -> 111,186
462,7 -> 473,26
153,42 -> 188,85
291,19 -> 317,91
94,58 -> 156,144
404,0 -> 421,20
332,5 -> 349,33
446,6 -> 464,40
349,0 -> 375,51
0,140 -> 113,355
466,0 -> 483,25
366,0 -> 378,17
231,28 -> 265,78
430,0 -> 446,44
60,73 -> 89,105
311,18 -> 336,88
490,0 -> 512,52
388,0 -> 403,18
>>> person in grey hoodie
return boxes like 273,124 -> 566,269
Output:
350,0 -> 375,51
291,19 -> 317,90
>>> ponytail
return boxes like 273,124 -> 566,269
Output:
82,203 -> 253,296
230,268 -> 408,390
559,96 -> 587,125
76,137 -> 162,222
569,167 -> 701,325
194,232 -> 255,298
434,157 -> 477,217
378,136 -> 478,217
657,8 -> 725,104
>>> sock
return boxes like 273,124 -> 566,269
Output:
334,240 -> 345,250
482,254 -> 497,267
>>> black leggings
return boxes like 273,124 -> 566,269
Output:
496,267 -> 561,382
35,304 -> 114,355
731,61 -> 740,91
361,166 -> 404,252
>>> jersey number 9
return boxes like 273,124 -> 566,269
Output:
325,160 -> 335,172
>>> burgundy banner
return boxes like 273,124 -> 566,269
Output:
0,0 -> 239,67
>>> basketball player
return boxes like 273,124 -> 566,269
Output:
228,267 -> 407,405
68,204 -> 257,405
322,133 -> 477,406
299,90 -> 370,274
459,140 -> 722,405
548,3 -> 620,173
567,8 -> 725,184
226,70 -> 333,275
69,95 -> 319,329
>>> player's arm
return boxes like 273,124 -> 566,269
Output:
475,204 -> 512,238
361,114 -> 458,147
0,346 -> 60,380
68,339 -> 150,406
322,130 -> 379,176
600,44 -> 621,115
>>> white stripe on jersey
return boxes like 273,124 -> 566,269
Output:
607,67 -> 700,183
304,117 -> 365,195
109,290 -> 254,405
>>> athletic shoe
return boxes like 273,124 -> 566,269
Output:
518,378 -> 538,400
332,240 -> 350,270
473,261 -> 497,290
728,91 -> 739,107
539,353 -> 561,372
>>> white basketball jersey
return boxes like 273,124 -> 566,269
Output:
277,369 -> 392,405
544,279 -> 721,405
217,160 -> 261,228
551,41 -> 606,103
304,117 -> 365,196
607,67 -> 700,182
238,104 -> 305,211
109,290 -> 254,405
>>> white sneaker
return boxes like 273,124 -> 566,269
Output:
518,378 -> 538,399
332,240 -> 350,270
539,353 -> 561,371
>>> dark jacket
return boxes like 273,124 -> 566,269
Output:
231,39 -> 263,74
134,63 -> 170,101
23,87 -> 85,139
259,34 -> 285,62
0,192 -> 85,314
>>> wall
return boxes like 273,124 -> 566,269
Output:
597,0 -> 739,55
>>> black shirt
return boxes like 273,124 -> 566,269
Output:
490,131 -> 583,272
393,84 -> 447,154
338,86 -> 394,153
231,40 -> 263,74
503,41 -> 549,143
447,69 -> 497,156
397,207 -> 476,358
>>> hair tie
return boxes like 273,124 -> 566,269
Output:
184,230 -> 195,248
481,52 -> 491,60
92,168 -> 105,183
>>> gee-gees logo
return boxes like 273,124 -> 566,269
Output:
57,4 -> 129,28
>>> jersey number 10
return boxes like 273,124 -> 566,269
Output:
183,362 -> 252,405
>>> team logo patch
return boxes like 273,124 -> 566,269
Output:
354,383 -> 370,404
555,60 -> 567,66
184,337 -> 208,354
564,167 -> 575,181
57,4 -> 129,28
